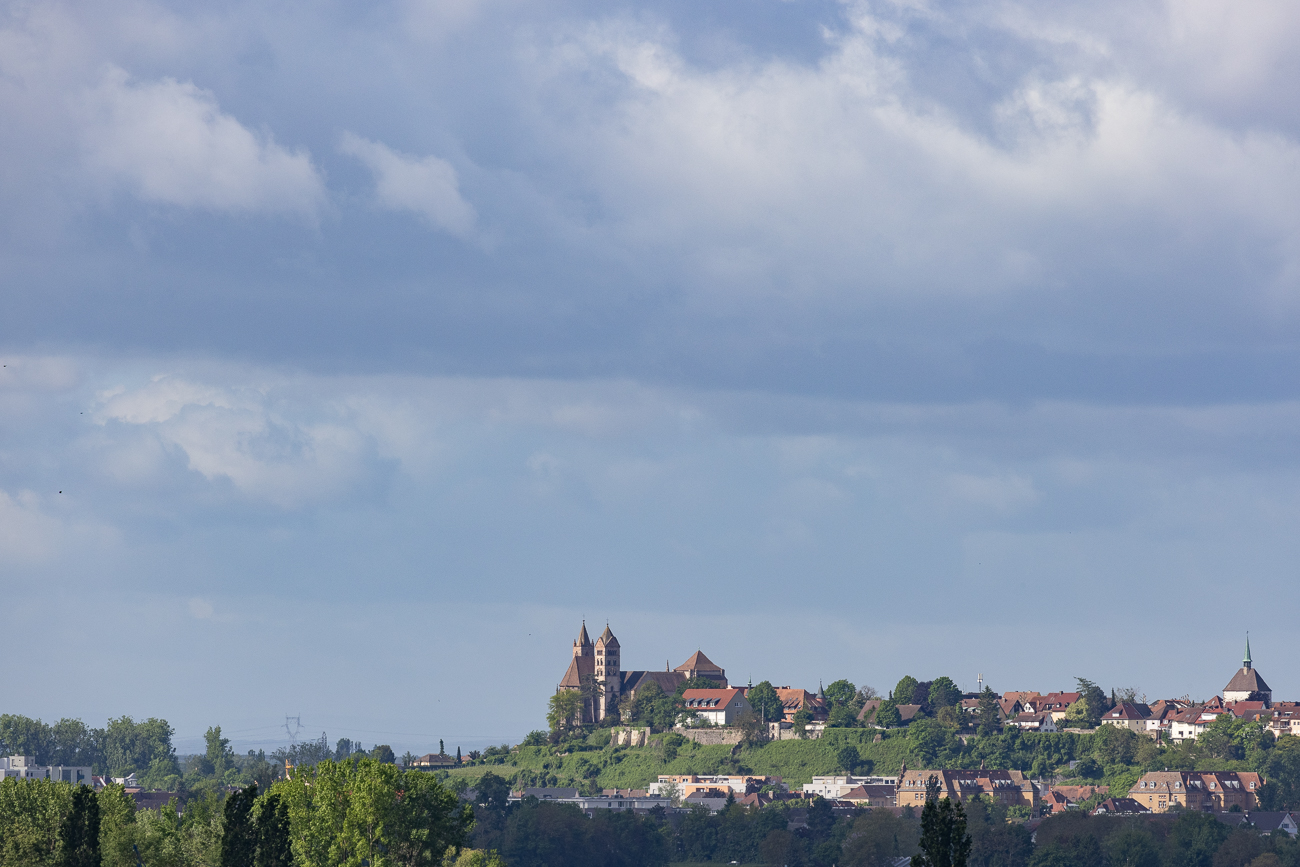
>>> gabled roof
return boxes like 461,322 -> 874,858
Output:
623,670 -> 685,695
559,655 -> 595,688
676,650 -> 723,673
597,624 -> 619,648
682,688 -> 747,709
1105,702 -> 1151,721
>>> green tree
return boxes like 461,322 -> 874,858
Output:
912,794 -> 970,867
547,691 -> 582,734
254,792 -> 293,867
894,676 -> 920,704
274,758 -> 472,867
0,777 -> 73,866
736,711 -> 769,746
837,744 -> 862,774
102,718 -> 175,779
875,702 -> 903,729
825,680 -> 857,706
57,784 -> 101,867
747,682 -> 782,723
828,704 -> 860,728
96,784 -> 137,867
976,687 -> 1001,736
929,678 -> 961,710
370,745 -> 396,764
220,783 -> 259,867
1072,679 -> 1109,728
792,707 -> 813,738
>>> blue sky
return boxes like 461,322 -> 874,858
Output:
2,0 -> 1299,756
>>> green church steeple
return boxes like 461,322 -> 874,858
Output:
1245,634 -> 1252,669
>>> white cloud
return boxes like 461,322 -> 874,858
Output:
339,132 -> 476,237
81,67 -> 326,216
93,376 -> 383,509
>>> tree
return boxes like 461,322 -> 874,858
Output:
274,758 -> 472,867
929,678 -> 961,710
976,687 -> 1002,736
201,725 -> 235,780
456,746 -> 462,765
837,745 -> 862,774
747,682 -> 782,723
578,674 -> 604,724
894,676 -> 921,704
825,680 -> 857,707
736,711 -> 769,746
254,792 -> 293,867
547,691 -> 582,734
220,783 -> 259,867
371,744 -> 396,764
1073,679 -> 1110,728
912,793 -> 971,867
56,784 -> 100,867
828,704 -> 860,728
876,702 -> 903,729
792,707 -> 813,738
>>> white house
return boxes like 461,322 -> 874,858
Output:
679,688 -> 753,726
802,775 -> 899,799
1,757 -> 93,785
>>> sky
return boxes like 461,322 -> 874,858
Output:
2,0 -> 1299,757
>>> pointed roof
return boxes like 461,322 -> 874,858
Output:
675,650 -> 723,673
1245,635 -> 1253,668
597,624 -> 619,648
560,655 -> 595,688
576,621 -> 592,648
1225,666 -> 1270,696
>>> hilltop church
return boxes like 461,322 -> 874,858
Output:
558,622 -> 728,723
1223,637 -> 1271,706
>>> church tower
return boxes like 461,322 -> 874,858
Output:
574,621 -> 593,659
1223,635 -> 1272,706
595,624 -> 622,721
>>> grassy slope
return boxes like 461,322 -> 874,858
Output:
455,730 -> 914,791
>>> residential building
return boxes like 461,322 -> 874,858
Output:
410,753 -> 456,769
0,757 -> 92,785
1092,798 -> 1149,816
896,769 -> 1037,811
508,788 -> 672,815
1267,702 -> 1300,739
1100,702 -> 1152,732
680,688 -> 753,726
1169,707 -> 1229,743
1214,812 -> 1300,837
1011,712 -> 1057,732
649,774 -> 781,798
1024,693 -> 1081,721
1223,639 -> 1271,706
1130,771 -> 1264,813
802,775 -> 898,799
839,784 -> 898,806
775,688 -> 828,723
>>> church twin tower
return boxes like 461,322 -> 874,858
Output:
559,621 -> 727,724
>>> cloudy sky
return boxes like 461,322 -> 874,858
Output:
2,0 -> 1299,755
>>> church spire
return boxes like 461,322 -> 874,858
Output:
1244,634 -> 1252,669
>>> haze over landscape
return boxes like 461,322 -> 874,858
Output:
3,0 -> 1300,757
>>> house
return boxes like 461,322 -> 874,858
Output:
508,788 -> 672,815
410,753 -> 456,769
775,688 -> 829,723
1214,811 -> 1300,837
840,784 -> 899,806
1100,702 -> 1152,732
998,698 -> 1025,719
802,775 -> 898,799
0,757 -> 93,785
897,769 -> 1037,811
1092,797 -> 1149,816
1024,693 -> 1081,721
1011,712 -> 1058,732
680,688 -> 753,726
1223,639 -> 1271,706
1266,702 -> 1300,739
1130,771 -> 1264,813
1169,707 -> 1229,743
649,775 -> 781,798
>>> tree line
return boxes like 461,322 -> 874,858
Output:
0,757 -> 474,867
